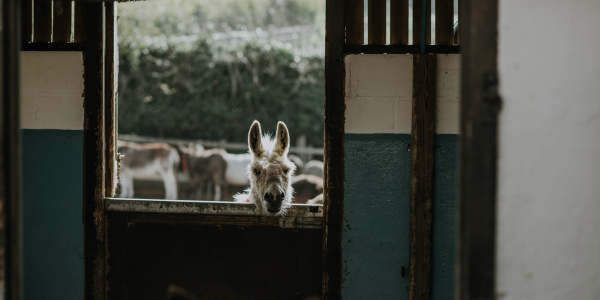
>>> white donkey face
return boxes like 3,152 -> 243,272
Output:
247,121 -> 296,215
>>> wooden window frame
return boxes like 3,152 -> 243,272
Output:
82,1 -> 500,299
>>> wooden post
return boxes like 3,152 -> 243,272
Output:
409,54 -> 436,300
73,1 -> 85,43
368,0 -> 386,45
435,0 -> 454,45
390,0 -> 408,45
22,0 -> 33,43
105,2 -> 117,197
345,0 -> 364,45
83,2 -> 106,299
53,0 -> 72,43
33,0 -> 52,42
324,0 -> 345,298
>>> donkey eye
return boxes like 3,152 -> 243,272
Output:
283,167 -> 290,175
253,168 -> 261,176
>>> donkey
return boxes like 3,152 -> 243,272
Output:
234,121 -> 296,216
118,141 -> 180,199
187,147 -> 228,201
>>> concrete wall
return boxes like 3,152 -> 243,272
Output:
20,51 -> 84,299
496,1 -> 600,299
343,54 -> 459,299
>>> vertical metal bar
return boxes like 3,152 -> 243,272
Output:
345,0 -> 364,45
408,54 -> 436,300
22,0 -> 32,43
368,0 -> 386,45
390,0 -> 408,45
33,0 -> 51,42
2,0 -> 24,298
53,0 -> 72,43
413,0 -> 431,47
324,0 -> 345,298
435,0 -> 453,45
458,0 -> 499,298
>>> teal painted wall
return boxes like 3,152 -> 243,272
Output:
343,134 -> 457,299
22,129 -> 84,299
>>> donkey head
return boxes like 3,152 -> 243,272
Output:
247,120 -> 296,215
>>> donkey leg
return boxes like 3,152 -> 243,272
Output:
161,169 -> 178,200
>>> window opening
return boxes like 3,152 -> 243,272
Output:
115,0 -> 326,214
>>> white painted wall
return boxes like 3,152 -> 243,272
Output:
497,1 -> 600,299
21,52 -> 84,130
344,54 -> 460,134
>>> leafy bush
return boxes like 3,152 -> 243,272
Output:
118,38 -> 325,147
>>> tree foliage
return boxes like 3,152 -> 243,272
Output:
118,39 -> 325,146
117,0 -> 325,147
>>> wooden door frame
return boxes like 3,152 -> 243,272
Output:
2,0 -> 24,298
458,0 -> 500,299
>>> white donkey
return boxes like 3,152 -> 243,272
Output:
235,121 -> 296,216
118,141 -> 180,199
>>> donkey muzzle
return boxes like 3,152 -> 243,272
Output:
264,191 -> 284,212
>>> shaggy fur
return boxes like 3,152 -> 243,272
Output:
234,121 -> 296,216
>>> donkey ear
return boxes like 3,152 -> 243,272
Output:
248,121 -> 264,157
274,121 -> 290,156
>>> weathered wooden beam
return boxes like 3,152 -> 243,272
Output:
73,1 -> 85,43
53,0 -> 72,43
3,0 -> 24,298
344,44 -> 459,54
458,0 -> 499,298
105,2 -> 117,197
83,2 -> 105,299
33,0 -> 52,42
409,54 -> 436,300
324,0 -> 345,297
22,0 -> 33,43
368,0 -> 386,45
435,0 -> 454,45
390,0 -> 409,45
345,0 -> 364,45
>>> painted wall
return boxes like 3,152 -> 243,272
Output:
343,54 -> 459,299
20,51 -> 84,299
496,1 -> 600,299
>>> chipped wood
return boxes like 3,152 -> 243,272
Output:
409,54 -> 436,300
324,0 -> 345,298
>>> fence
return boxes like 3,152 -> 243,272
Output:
118,134 -> 324,161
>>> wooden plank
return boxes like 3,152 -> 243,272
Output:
413,0 -> 431,45
435,0 -> 453,45
33,0 -> 52,42
390,0 -> 408,45
345,0 -> 364,45
83,2 -> 106,300
2,0 -> 24,298
105,2 -> 117,197
53,0 -> 72,43
22,0 -> 33,43
324,0 -> 345,298
73,1 -> 84,43
368,0 -> 386,45
344,44 -> 459,54
458,0 -> 499,298
408,54 -> 436,300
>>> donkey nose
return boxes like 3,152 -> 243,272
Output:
264,191 -> 284,206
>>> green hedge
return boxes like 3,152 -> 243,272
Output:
118,39 -> 325,147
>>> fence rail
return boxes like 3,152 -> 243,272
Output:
118,134 -> 324,156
